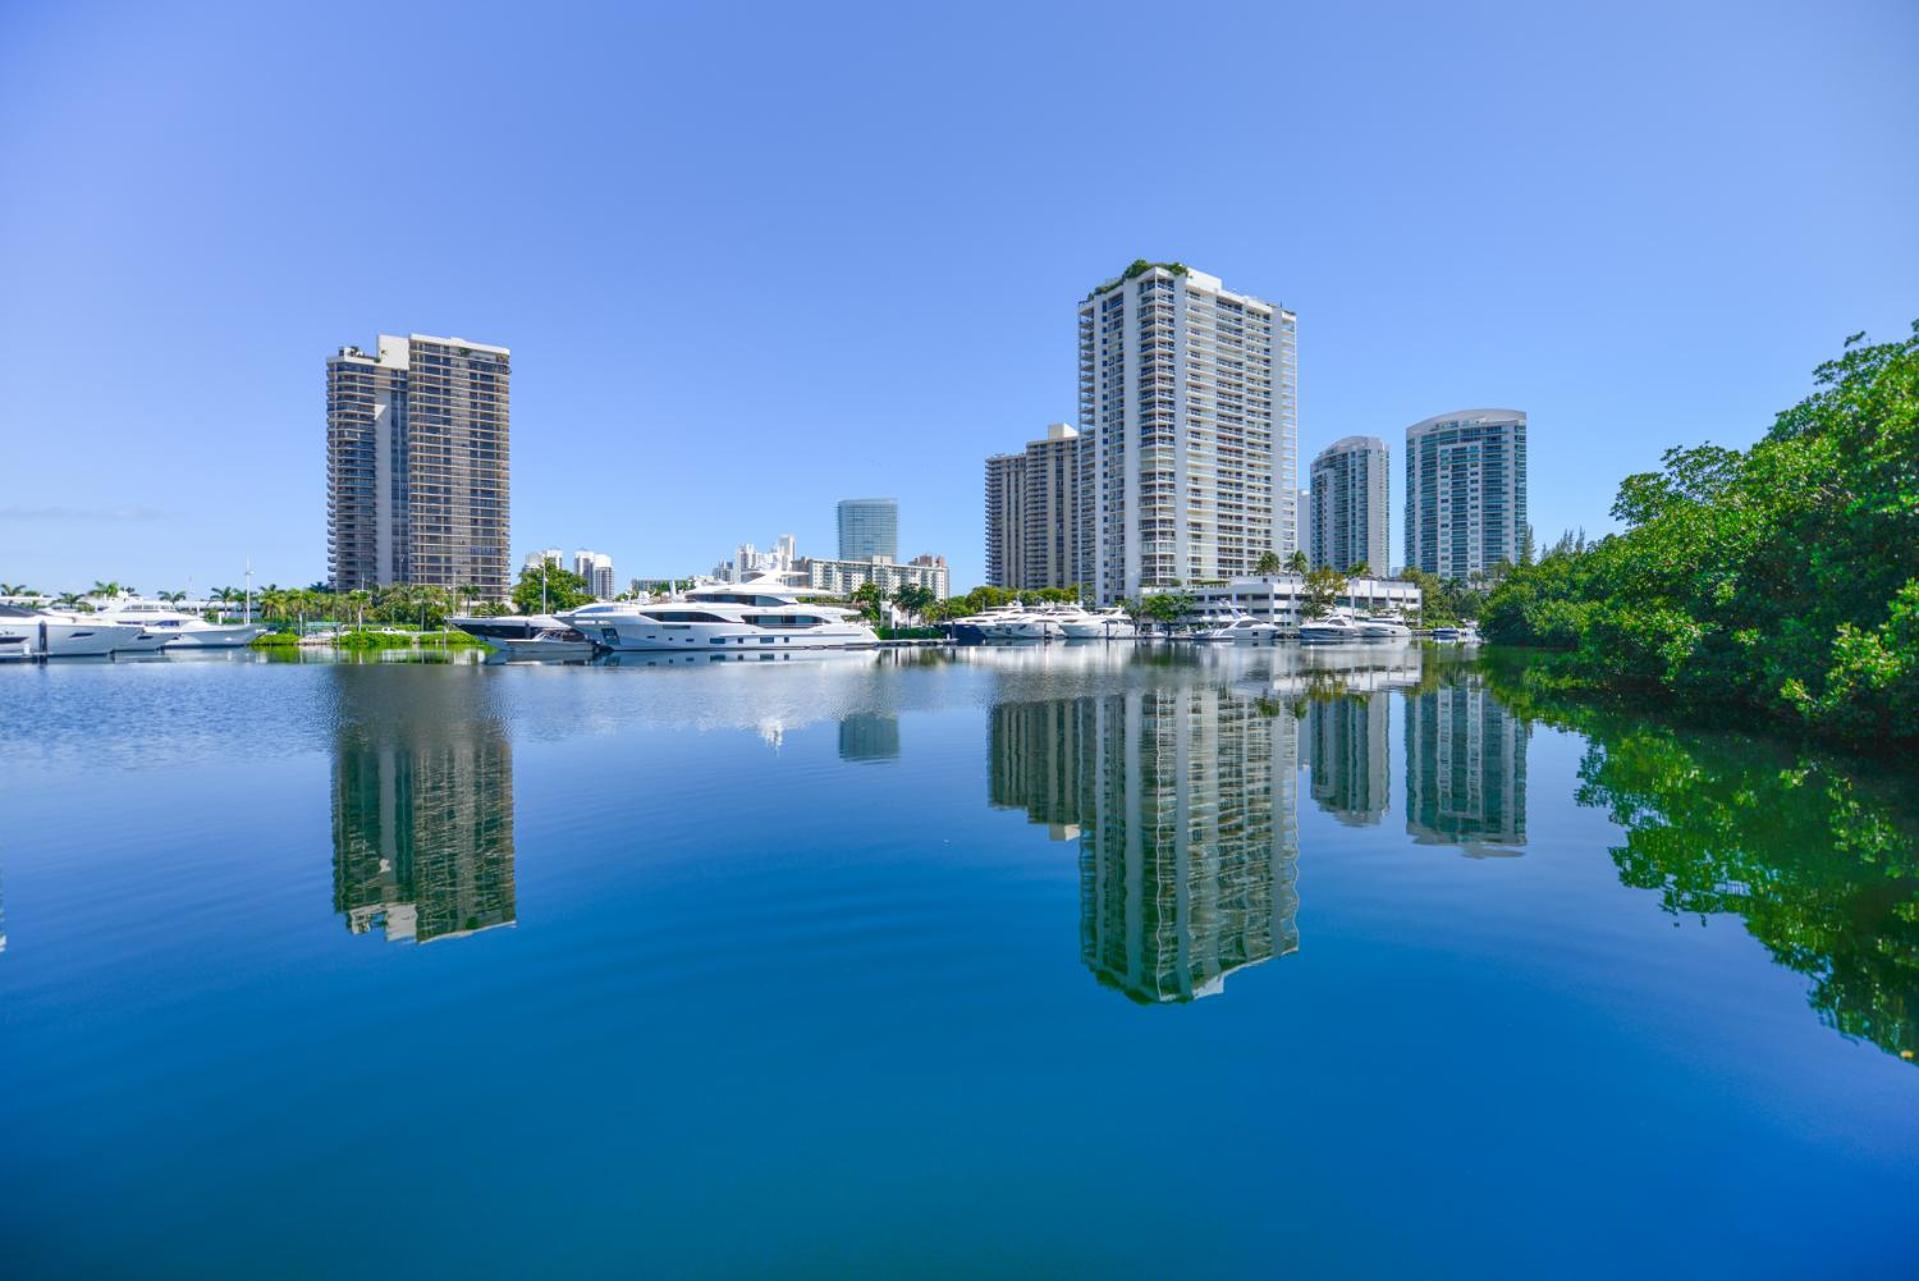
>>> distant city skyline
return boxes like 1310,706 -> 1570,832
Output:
2,4 -> 1914,592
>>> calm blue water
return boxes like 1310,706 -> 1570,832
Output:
1,646 -> 1914,1278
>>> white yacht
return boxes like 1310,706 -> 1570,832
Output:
1431,624 -> 1482,645
492,628 -> 599,662
559,578 -> 877,653
451,613 -> 589,650
1299,612 -> 1365,644
949,602 -> 1022,643
1356,616 -> 1414,641
1195,612 -> 1280,645
951,601 -> 1054,642
6,607 -> 154,657
1058,607 -> 1137,640
90,599 -> 265,648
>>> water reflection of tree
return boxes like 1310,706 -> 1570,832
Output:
1493,660 -> 1919,1063
1573,721 -> 1919,1063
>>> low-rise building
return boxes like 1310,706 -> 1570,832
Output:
795,553 -> 949,600
1145,574 -> 1420,628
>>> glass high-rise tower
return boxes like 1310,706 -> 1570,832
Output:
1403,409 -> 1527,579
1309,435 -> 1389,573
326,333 -> 511,600
836,498 -> 898,561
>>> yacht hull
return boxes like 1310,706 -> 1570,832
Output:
580,620 -> 877,653
162,625 -> 266,648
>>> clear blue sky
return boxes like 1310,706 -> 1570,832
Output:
2,0 -> 1915,594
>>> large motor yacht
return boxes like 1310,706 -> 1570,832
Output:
949,602 -> 1037,643
1298,612 -> 1365,644
559,578 -> 877,653
1058,607 -> 1137,640
1356,616 -> 1414,640
2,605 -> 155,657
90,599 -> 265,648
1194,610 -> 1280,645
450,613 -> 590,650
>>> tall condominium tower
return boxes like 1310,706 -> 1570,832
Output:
1076,262 -> 1297,604
326,334 -> 511,599
984,423 -> 1082,591
836,498 -> 898,562
1309,435 -> 1389,572
984,453 -> 1025,589
1404,409 -> 1527,579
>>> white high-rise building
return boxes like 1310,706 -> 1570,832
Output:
573,550 -> 615,599
1309,436 -> 1390,573
523,548 -> 564,571
1076,263 -> 1297,603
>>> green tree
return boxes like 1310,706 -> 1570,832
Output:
1142,590 -> 1193,634
511,564 -> 594,616
851,582 -> 887,622
1253,550 -> 1283,576
1285,549 -> 1308,575
1481,321 -> 1919,745
1302,566 -> 1346,619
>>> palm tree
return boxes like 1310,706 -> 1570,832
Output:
159,589 -> 188,603
1253,550 -> 1283,576
53,591 -> 89,612
1284,550 -> 1308,575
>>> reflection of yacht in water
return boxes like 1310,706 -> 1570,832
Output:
1405,670 -> 1528,856
330,669 -> 517,943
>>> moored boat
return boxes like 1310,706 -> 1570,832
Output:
559,577 -> 876,653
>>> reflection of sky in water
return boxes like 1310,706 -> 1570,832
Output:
0,646 -> 1913,1277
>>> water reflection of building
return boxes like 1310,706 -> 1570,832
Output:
1078,686 -> 1301,1003
331,674 -> 517,943
838,712 -> 901,763
988,699 -> 1091,839
1304,691 -> 1390,826
1405,672 -> 1527,856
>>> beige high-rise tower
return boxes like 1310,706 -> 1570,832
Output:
326,333 -> 511,600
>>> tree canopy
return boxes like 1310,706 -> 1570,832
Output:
1482,322 -> 1919,746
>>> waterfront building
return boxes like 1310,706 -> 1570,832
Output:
1149,574 -> 1420,628
1405,672 -> 1528,856
794,553 -> 948,600
331,688 -> 516,943
326,333 -> 511,600
837,498 -> 898,562
984,453 -> 1025,590
1076,263 -> 1298,603
573,550 -> 615,599
1404,410 -> 1528,579
1309,435 -> 1390,573
524,548 -> 564,572
985,423 -> 1083,591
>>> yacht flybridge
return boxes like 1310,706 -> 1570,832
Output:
558,578 -> 878,653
